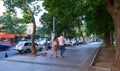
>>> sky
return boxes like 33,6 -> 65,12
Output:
0,1 -> 6,16
0,1 -> 47,27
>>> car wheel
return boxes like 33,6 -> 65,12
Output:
39,48 -> 43,51
26,49 -> 31,53
18,50 -> 23,54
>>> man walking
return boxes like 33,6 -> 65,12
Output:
58,33 -> 65,58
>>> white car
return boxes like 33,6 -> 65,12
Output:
39,40 -> 46,45
14,41 -> 43,54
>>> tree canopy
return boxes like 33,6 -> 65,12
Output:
0,14 -> 26,34
42,0 -> 83,39
3,0 -> 42,55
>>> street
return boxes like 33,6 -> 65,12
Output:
0,42 -> 101,71
0,47 -> 18,59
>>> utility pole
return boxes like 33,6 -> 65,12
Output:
53,16 -> 55,32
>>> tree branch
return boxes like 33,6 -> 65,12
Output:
105,0 -> 115,15
105,0 -> 114,8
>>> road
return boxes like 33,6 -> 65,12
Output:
0,42 -> 101,71
0,47 -> 18,59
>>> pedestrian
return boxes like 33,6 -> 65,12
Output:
58,33 -> 65,58
51,36 -> 59,58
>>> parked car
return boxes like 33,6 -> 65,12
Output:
36,39 -> 52,50
14,41 -> 43,54
65,39 -> 76,47
0,44 -> 12,51
65,40 -> 72,46
39,39 -> 46,45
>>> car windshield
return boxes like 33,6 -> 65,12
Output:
17,41 -> 25,46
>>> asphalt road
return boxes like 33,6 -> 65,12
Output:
0,47 -> 18,59
0,42 -> 101,71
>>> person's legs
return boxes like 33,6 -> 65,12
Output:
55,51 -> 58,58
51,50 -> 55,57
60,45 -> 65,57
51,47 -> 54,57
51,46 -> 58,58
51,51 -> 53,57
62,45 -> 65,55
60,46 -> 62,56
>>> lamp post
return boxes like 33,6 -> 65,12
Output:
53,16 -> 55,32
51,16 -> 56,42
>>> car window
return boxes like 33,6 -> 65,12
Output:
34,43 -> 38,46
23,42 -> 38,46
17,42 -> 25,46
24,43 -> 31,46
30,43 -> 32,46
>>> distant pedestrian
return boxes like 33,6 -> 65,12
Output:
51,36 -> 59,58
58,33 -> 65,58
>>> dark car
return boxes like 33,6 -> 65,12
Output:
0,44 -> 12,51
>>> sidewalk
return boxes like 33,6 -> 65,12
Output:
0,42 -> 101,71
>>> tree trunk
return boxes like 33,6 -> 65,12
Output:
105,0 -> 120,70
110,32 -> 114,47
111,13 -> 120,71
25,3 -> 36,55
31,16 -> 36,55
81,33 -> 86,44
104,31 -> 110,48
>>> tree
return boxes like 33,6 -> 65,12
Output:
43,0 -> 120,70
43,0 -> 83,39
0,15 -> 26,34
3,0 -> 41,55
75,0 -> 120,70
38,13 -> 53,36
105,0 -> 120,70
85,1 -> 114,47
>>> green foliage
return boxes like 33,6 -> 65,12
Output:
3,0 -> 42,54
42,0 -> 115,40
38,13 -> 53,36
2,0 -> 42,33
0,15 -> 26,34
115,1 -> 120,7
43,0 -> 83,39
75,0 -> 114,38
3,0 -> 41,23
21,7 -> 31,23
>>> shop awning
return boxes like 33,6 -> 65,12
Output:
15,34 -> 28,37
0,32 -> 15,38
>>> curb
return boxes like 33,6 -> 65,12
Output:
89,47 -> 100,67
88,47 -> 100,70
88,47 -> 111,71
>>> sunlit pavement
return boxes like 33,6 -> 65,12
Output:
0,48 -> 18,59
0,42 -> 101,71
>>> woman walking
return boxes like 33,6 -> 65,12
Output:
51,36 -> 59,58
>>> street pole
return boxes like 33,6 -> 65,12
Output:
53,16 -> 55,32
